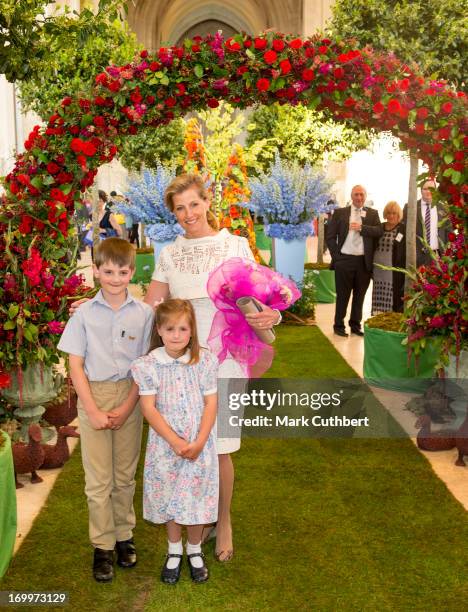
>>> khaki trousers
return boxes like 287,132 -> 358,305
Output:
78,379 -> 143,549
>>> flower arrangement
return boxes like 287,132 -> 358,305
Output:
117,164 -> 184,242
1,30 -> 466,388
248,153 -> 332,240
404,231 -> 467,370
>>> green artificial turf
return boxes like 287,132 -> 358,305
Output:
2,326 -> 467,611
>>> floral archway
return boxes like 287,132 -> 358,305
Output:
0,31 -> 466,384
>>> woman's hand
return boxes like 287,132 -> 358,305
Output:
244,303 -> 281,330
180,440 -> 204,461
69,297 -> 90,316
171,436 -> 189,457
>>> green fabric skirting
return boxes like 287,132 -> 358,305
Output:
311,269 -> 336,303
363,325 -> 439,392
0,431 -> 17,577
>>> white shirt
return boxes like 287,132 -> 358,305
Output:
341,207 -> 365,255
421,201 -> 439,250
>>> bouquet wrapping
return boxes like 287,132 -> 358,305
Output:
206,258 -> 301,377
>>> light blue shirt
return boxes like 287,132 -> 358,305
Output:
58,290 -> 154,382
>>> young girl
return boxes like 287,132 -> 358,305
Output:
131,299 -> 218,584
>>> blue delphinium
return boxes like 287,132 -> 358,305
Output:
249,153 -> 333,240
116,164 -> 184,242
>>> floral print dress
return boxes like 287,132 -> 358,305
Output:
131,347 -> 219,525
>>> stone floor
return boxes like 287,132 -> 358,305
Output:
13,247 -> 467,554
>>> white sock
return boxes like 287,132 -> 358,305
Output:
167,540 -> 182,570
186,541 -> 203,568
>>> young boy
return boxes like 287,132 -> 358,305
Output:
58,238 -> 154,583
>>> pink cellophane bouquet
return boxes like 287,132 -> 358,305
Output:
206,257 -> 301,377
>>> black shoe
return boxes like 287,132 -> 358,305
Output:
333,328 -> 349,337
187,552 -> 209,583
116,538 -> 137,568
93,548 -> 114,582
161,554 -> 183,585
350,328 -> 364,336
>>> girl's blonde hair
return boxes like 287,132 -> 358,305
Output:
165,173 -> 219,231
149,299 -> 200,364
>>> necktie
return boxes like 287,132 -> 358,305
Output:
424,204 -> 431,244
352,207 -> 362,249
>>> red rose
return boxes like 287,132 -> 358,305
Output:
70,138 -> 84,153
289,38 -> 303,49
140,50 -> 148,58
305,47 -> 315,58
50,188 -> 67,202
47,162 -> 60,175
94,96 -> 107,106
279,59 -> 292,74
243,39 -> 252,48
61,97 -> 72,107
176,83 -> 186,95
130,89 -> 142,104
82,142 -> 97,157
0,373 -> 12,389
415,123 -> 425,135
318,45 -> 328,54
207,98 -> 219,108
16,174 -> 30,186
452,162 -> 464,171
192,45 -> 201,53
454,151 -> 464,161
333,67 -> 345,79
273,39 -> 285,52
372,102 -> 384,114
108,80 -> 121,92
416,107 -> 429,119
438,127 -> 451,140
302,69 -> 314,81
399,78 -> 410,92
79,98 -> 91,111
69,126 -> 80,135
165,97 -> 177,107
237,65 -> 249,76
128,125 -> 138,135
344,97 -> 356,107
264,50 -> 277,64
225,38 -> 241,51
149,61 -> 161,71
441,101 -> 453,114
387,98 -> 401,114
9,181 -> 19,194
256,78 -> 270,91
254,38 -> 267,50
146,95 -> 155,104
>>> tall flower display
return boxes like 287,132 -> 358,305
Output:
117,164 -> 183,242
219,145 -> 259,259
248,154 -> 333,240
0,31 -> 466,383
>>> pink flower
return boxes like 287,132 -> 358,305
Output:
422,283 -> 440,298
428,316 -> 446,328
409,329 -> 426,342
48,321 -> 65,334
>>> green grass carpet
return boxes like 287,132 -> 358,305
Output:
2,326 -> 467,611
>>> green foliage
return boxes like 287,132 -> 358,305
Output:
287,271 -> 316,318
329,0 -> 468,90
118,120 -> 186,172
18,3 -> 140,119
1,0 -> 127,85
246,103 -> 371,172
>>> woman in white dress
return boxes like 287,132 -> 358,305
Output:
145,173 -> 280,561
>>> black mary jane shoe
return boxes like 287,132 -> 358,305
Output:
161,554 -> 183,585
187,552 -> 209,583
116,538 -> 137,568
93,548 -> 114,583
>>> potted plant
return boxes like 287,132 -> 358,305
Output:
363,313 -> 439,392
249,153 -> 332,284
404,230 -> 467,376
117,163 -> 184,266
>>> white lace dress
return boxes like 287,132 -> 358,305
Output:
152,229 -> 255,454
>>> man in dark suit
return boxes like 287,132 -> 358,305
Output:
326,185 -> 383,337
403,180 -> 448,267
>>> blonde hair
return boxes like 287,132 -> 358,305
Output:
149,299 -> 200,364
94,237 -> 136,269
383,201 -> 403,222
165,173 -> 219,231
